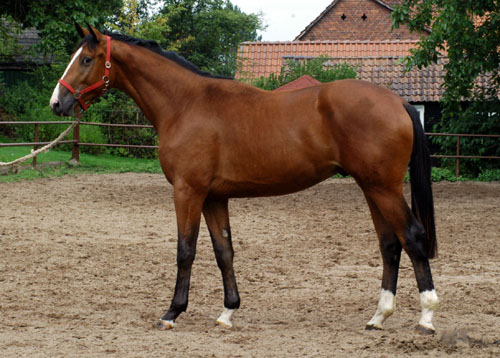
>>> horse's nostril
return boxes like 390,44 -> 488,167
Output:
52,100 -> 61,115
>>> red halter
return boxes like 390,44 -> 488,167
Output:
58,35 -> 112,112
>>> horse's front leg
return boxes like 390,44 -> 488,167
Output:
203,198 -> 240,328
157,184 -> 205,330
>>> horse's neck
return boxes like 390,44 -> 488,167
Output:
111,42 -> 203,129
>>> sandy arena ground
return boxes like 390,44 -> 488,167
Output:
1,173 -> 499,357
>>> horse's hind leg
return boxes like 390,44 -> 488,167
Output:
203,198 -> 240,327
363,188 -> 438,333
365,196 -> 402,330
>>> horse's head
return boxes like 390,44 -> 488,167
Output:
50,23 -> 112,116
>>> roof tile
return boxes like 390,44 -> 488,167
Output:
273,75 -> 322,92
237,40 -> 452,102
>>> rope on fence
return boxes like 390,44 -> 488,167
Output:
0,120 -> 79,167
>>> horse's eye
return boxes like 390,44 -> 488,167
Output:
82,56 -> 92,66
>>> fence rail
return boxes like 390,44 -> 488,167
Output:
425,132 -> 500,177
1,121 -> 499,177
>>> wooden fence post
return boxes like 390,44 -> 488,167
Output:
72,121 -> 80,162
33,123 -> 39,168
456,135 -> 460,178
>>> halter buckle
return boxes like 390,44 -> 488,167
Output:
105,61 -> 111,69
73,90 -> 80,99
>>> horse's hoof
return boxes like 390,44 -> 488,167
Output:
216,308 -> 234,328
415,324 -> 435,335
216,318 -> 233,328
365,324 -> 383,331
156,319 -> 175,330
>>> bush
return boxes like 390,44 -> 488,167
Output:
252,55 -> 357,90
0,63 -> 69,142
430,167 -> 457,182
476,169 -> 500,181
432,101 -> 500,177
87,92 -> 158,159
0,65 -> 158,158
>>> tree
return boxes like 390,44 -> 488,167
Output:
159,0 -> 264,77
392,1 -> 500,174
0,0 -> 122,57
106,0 -> 179,52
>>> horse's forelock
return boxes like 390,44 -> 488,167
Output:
75,34 -> 98,53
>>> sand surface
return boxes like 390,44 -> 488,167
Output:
1,173 -> 499,357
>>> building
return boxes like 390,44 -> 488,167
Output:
236,0 -> 443,130
295,0 -> 429,41
273,75 -> 321,92
0,23 -> 52,87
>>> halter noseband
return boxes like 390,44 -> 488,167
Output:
58,35 -> 112,112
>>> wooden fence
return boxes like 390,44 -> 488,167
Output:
1,121 -> 499,177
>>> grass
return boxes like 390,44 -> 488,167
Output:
0,146 -> 162,183
1,143 -> 499,183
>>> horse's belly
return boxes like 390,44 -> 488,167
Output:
211,160 -> 341,198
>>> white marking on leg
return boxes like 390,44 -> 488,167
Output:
158,319 -> 175,330
216,308 -> 235,328
367,289 -> 395,329
50,47 -> 83,109
418,289 -> 438,331
222,229 -> 229,239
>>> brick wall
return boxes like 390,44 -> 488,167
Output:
298,0 -> 426,41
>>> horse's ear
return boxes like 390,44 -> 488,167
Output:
85,22 -> 100,43
74,22 -> 87,38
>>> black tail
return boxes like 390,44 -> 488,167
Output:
404,102 -> 437,259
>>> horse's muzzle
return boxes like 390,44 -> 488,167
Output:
50,96 -> 75,117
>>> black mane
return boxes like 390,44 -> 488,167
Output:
78,32 -> 233,80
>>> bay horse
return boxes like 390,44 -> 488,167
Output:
50,24 -> 439,334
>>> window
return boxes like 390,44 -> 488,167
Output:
413,104 -> 425,130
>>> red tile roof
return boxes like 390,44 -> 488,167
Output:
325,56 -> 446,102
236,40 -> 450,102
236,40 -> 420,80
273,75 -> 321,92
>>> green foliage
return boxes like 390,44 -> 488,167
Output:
430,167 -> 500,181
0,64 -> 157,158
252,56 -> 358,90
107,0 -> 154,34
158,0 -> 264,77
0,63 -> 68,142
402,166 -> 500,182
1,0 -> 263,160
87,93 -> 159,159
392,1 -> 500,175
432,103 -> 500,176
107,0 -> 175,47
107,0 -> 264,77
430,167 -> 457,182
476,169 -> 500,181
0,0 -> 123,57
392,1 -> 500,103
0,16 -> 23,62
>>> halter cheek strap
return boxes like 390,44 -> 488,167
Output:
58,35 -> 112,112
